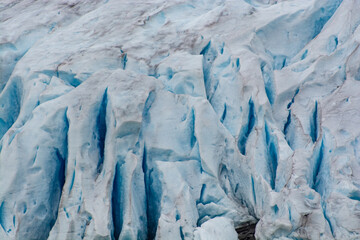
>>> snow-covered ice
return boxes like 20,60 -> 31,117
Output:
0,0 -> 360,239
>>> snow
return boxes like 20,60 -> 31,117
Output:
0,0 -> 360,239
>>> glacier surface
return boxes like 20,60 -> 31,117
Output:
0,0 -> 360,239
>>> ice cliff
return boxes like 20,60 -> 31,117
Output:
0,0 -> 360,239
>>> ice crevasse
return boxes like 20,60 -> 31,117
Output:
0,0 -> 360,239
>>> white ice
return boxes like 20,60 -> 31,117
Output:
0,0 -> 359,239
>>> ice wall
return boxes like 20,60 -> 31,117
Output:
0,0 -> 359,239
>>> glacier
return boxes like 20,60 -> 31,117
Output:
0,0 -> 360,239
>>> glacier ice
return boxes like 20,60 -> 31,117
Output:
0,0 -> 360,239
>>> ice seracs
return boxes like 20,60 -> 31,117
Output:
0,0 -> 360,239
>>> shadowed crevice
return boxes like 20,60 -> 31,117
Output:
96,89 -> 108,175
310,101 -> 318,143
111,163 -> 121,240
238,98 -> 256,155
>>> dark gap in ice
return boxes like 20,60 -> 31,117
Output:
322,203 -> 334,238
272,205 -> 279,214
348,191 -> 360,201
141,145 -> 149,235
189,108 -> 197,149
235,183 -> 239,193
220,103 -> 227,123
235,58 -> 241,72
238,98 -> 256,155
313,140 -> 324,189
301,49 -> 308,60
265,123 -> 278,190
145,166 -> 162,239
0,201 -> 5,232
111,162 -> 121,240
175,211 -> 180,221
283,110 -> 291,135
96,89 -> 108,174
179,226 -> 185,240
310,101 -> 318,143
251,175 -> 256,205
122,53 -> 127,70
143,91 -> 156,124
197,184 -> 206,205
287,88 -> 299,109
288,206 -> 292,222
142,145 -> 162,239
69,170 -> 75,194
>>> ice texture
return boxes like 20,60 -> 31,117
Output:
0,0 -> 360,239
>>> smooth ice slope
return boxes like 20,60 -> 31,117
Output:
0,0 -> 360,239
